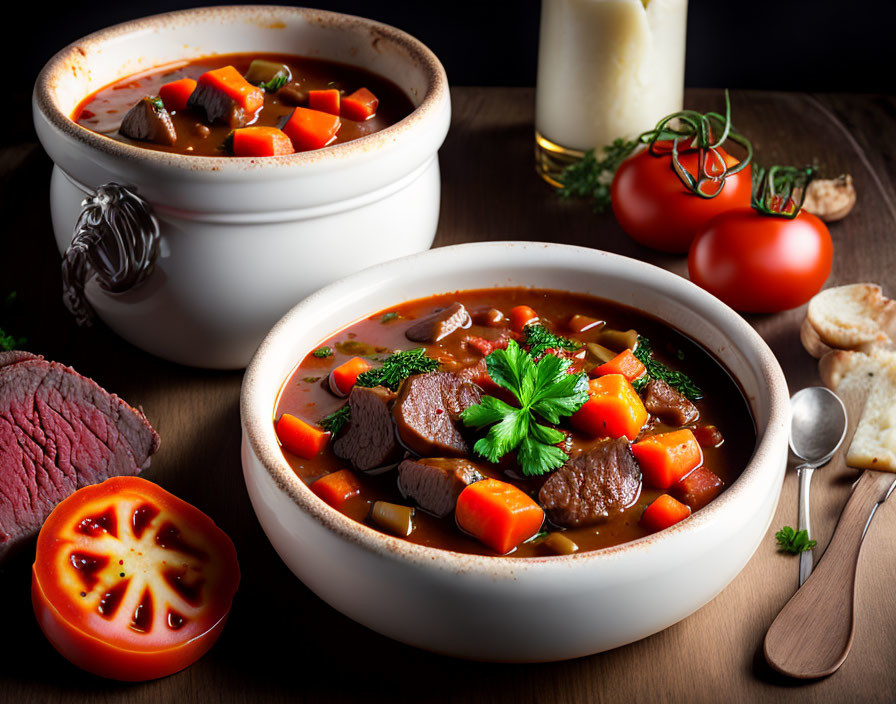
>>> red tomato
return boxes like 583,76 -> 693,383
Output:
611,144 -> 752,253
687,208 -> 833,313
32,477 -> 239,681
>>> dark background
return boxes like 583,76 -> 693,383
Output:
11,0 -> 896,94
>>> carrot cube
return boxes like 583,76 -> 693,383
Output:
159,78 -> 197,112
593,348 -> 647,382
456,479 -> 544,554
232,126 -> 294,157
342,87 -> 379,121
308,89 -> 341,116
282,107 -> 342,152
640,494 -> 691,533
570,374 -> 647,440
632,429 -> 703,489
196,66 -> 263,113
329,356 -> 371,396
275,413 -> 329,459
311,469 -> 361,509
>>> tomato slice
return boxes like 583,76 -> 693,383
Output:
32,477 -> 239,681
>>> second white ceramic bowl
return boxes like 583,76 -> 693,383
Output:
241,241 -> 790,661
33,6 -> 450,368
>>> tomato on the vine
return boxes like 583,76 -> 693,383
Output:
611,144 -> 752,253
32,476 -> 240,681
688,207 -> 833,313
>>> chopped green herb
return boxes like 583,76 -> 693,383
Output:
523,324 -> 582,358
312,346 -> 333,358
775,526 -> 816,554
632,336 -> 703,401
524,529 -> 550,544
0,291 -> 26,351
302,376 -> 321,383
557,138 -> 639,212
149,96 -> 165,112
356,348 -> 440,391
258,74 -> 289,93
381,312 -> 401,324
219,131 -> 235,155
462,340 -> 589,477
320,405 -> 351,436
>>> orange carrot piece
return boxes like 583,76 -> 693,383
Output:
159,78 -> 197,112
570,374 -> 647,440
640,494 -> 691,533
632,429 -> 703,489
275,413 -> 329,459
232,126 -> 295,157
311,469 -> 361,509
593,348 -> 647,382
197,66 -> 263,113
456,479 -> 544,554
308,89 -> 341,116
329,356 -> 371,395
509,305 -> 538,333
342,87 -> 379,121
282,106 -> 342,152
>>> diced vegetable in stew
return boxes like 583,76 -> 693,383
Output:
73,53 -> 412,157
274,288 -> 755,557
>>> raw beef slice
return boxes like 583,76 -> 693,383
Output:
0,352 -> 160,559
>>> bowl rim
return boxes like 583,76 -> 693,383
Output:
241,241 -> 790,573
33,4 -> 448,173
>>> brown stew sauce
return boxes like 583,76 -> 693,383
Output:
73,53 -> 415,156
275,289 -> 756,557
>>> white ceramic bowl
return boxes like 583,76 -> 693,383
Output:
240,241 -> 790,661
33,6 -> 450,369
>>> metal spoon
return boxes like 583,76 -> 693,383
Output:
789,386 -> 848,585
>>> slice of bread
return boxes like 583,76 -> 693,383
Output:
820,347 -> 896,471
806,283 -> 896,351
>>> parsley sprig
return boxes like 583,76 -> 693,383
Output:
523,324 -> 582,358
557,138 -> 638,212
632,336 -> 703,401
356,348 -> 439,391
258,75 -> 289,93
461,340 -> 588,476
775,526 -> 817,554
320,405 -> 351,436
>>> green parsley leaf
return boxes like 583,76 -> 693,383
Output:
523,324 -> 582,358
312,346 -> 333,358
461,340 -> 589,476
149,96 -> 165,112
355,348 -> 440,391
381,311 -> 401,324
258,74 -> 288,93
775,526 -> 817,554
557,138 -> 639,212
320,405 -> 351,436
632,335 -> 703,401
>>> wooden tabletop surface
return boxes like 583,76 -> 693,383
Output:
2,87 -> 895,703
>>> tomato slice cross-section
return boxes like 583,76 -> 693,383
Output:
32,477 -> 240,681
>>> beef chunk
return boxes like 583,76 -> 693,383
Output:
539,438 -> 641,528
671,466 -> 723,511
393,372 -> 481,457
333,385 -> 401,472
398,458 -> 484,517
119,97 -> 177,146
0,353 -> 160,561
187,83 -> 249,128
643,378 -> 698,427
405,303 -> 470,343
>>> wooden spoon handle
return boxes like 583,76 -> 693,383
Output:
764,470 -> 896,678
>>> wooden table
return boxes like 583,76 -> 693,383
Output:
2,88 -> 895,703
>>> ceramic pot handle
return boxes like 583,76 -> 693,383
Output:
61,183 -> 160,325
